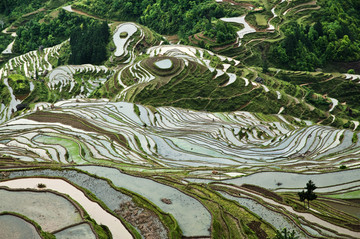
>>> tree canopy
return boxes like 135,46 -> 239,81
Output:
270,0 -> 360,71
72,0 -> 239,37
69,21 -> 110,65
298,180 -> 317,209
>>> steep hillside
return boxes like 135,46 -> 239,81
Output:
0,1 -> 359,239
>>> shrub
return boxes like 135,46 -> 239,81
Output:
120,32 -> 128,38
37,183 -> 46,188
347,69 -> 355,74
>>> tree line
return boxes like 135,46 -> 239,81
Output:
14,9 -> 110,65
73,0 -> 240,38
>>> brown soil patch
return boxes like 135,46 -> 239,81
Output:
247,221 -> 267,239
164,35 -> 179,44
195,33 -> 216,43
213,41 -> 237,51
115,201 -> 167,239
345,223 -> 360,231
22,8 -> 46,18
70,7 -> 113,22
26,111 -> 127,147
221,0 -> 255,9
241,184 -> 283,202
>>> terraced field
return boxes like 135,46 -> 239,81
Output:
0,1 -> 359,238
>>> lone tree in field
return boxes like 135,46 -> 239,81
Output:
298,180 -> 317,208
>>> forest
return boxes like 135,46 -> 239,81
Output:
270,0 -> 360,71
72,0 -> 240,37
69,21 -> 110,64
12,9 -> 109,65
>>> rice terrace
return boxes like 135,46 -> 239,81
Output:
0,0 -> 359,238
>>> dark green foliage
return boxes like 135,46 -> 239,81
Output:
299,180 -> 317,209
204,20 -> 237,43
73,0 -> 239,37
339,165 -> 347,170
14,9 -> 107,55
0,0 -> 46,17
270,0 -> 360,70
262,58 -> 269,73
92,224 -> 113,239
0,33 -> 13,53
297,190 -> 306,207
37,183 -> 46,188
8,74 -> 30,95
0,80 -> 11,105
352,132 -> 358,143
69,20 -> 110,65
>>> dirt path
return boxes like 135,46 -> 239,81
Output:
64,5 -> 120,23
293,5 -> 321,14
283,0 -> 317,15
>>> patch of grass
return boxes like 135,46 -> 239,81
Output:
352,132 -> 358,144
133,103 -> 140,117
120,32 -> 128,38
8,74 -> 30,95
326,190 -> 360,199
254,13 -> 268,26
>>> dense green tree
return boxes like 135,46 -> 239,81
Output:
69,20 -> 110,65
305,180 -> 317,208
298,180 -> 317,209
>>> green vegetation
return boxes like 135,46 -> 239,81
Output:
14,9 -> 108,55
69,20 -> 110,64
37,183 -> 46,188
72,0 -> 240,37
0,0 -> 47,17
0,80 -> 11,105
8,74 -> 30,95
270,0 -> 360,71
273,228 -> 299,239
352,132 -> 358,143
119,31 -> 128,38
1,1 -> 360,238
327,190 -> 360,199
298,180 -> 317,209
276,70 -> 360,115
0,33 -> 13,53
203,20 -> 237,43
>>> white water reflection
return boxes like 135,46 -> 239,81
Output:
154,59 -> 172,69
1,39 -> 15,54
113,23 -> 138,57
221,16 -> 257,46
0,178 -> 133,239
